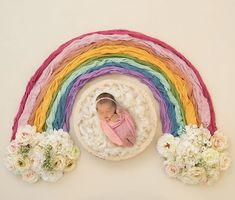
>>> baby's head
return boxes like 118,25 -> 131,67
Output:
96,93 -> 117,121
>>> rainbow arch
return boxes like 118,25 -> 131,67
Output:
11,29 -> 216,141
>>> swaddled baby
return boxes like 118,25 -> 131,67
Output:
96,92 -> 136,147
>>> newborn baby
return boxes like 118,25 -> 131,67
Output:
96,92 -> 136,147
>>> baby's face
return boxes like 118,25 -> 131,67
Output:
96,103 -> 116,121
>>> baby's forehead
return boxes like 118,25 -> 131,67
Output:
96,102 -> 114,109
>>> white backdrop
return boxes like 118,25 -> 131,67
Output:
0,0 -> 234,200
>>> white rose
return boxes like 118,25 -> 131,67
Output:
52,155 -> 66,171
64,158 -> 77,172
211,131 -> 229,151
164,162 -> 180,178
7,140 -> 20,154
179,167 -> 207,185
22,170 -> 39,183
202,148 -> 220,166
66,146 -> 80,159
14,156 -> 31,172
219,153 -> 231,171
16,125 -> 36,145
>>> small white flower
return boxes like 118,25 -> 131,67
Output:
207,141 -> 212,147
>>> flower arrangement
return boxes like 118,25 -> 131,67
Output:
4,125 -> 80,183
157,125 -> 231,185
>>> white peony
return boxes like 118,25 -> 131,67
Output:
157,134 -> 179,158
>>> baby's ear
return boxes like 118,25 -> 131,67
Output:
116,106 -> 124,114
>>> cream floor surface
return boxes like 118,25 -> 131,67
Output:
0,1 -> 235,200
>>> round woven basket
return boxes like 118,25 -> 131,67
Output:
71,74 -> 159,161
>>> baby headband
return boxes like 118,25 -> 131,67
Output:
95,97 -> 117,104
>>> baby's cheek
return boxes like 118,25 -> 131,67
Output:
97,114 -> 103,119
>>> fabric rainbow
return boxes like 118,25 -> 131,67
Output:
11,29 -> 217,141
